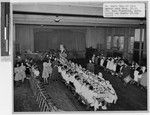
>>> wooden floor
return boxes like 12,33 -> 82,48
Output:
14,80 -> 40,112
45,80 -> 87,111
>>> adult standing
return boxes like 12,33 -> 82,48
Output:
42,59 -> 49,84
20,63 -> 26,83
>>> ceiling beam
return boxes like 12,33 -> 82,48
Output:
13,3 -> 103,17
13,14 -> 145,26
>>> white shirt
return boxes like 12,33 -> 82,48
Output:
141,66 -> 146,73
109,59 -> 114,70
134,70 -> 139,82
112,63 -> 117,72
106,60 -> 110,69
74,80 -> 82,93
34,69 -> 40,77
100,59 -> 104,66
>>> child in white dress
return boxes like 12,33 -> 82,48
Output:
100,57 -> 104,67
106,58 -> 111,70
32,65 -> 40,78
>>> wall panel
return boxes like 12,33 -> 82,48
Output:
15,25 -> 106,53
15,25 -> 34,52
86,28 -> 106,49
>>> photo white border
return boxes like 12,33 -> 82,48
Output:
0,0 -> 149,115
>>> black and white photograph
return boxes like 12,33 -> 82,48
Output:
0,0 -> 149,114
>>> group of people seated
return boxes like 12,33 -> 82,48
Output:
87,54 -> 147,88
14,47 -> 63,87
14,56 -> 40,86
14,62 -> 26,85
58,53 -> 118,111
14,45 -> 147,111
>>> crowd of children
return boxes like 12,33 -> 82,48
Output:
14,51 -> 58,86
14,62 -> 26,86
58,54 -> 118,111
89,54 -> 147,88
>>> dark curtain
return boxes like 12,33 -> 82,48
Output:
34,28 -> 86,52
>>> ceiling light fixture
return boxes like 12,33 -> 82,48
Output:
54,16 -> 61,22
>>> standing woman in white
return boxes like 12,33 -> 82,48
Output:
14,62 -> 22,86
20,63 -> 26,83
42,59 -> 49,84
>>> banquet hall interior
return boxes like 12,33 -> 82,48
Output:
13,2 -> 147,112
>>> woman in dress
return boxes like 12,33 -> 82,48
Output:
14,62 -> 21,86
20,63 -> 26,83
42,59 -> 49,84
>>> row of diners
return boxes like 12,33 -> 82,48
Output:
14,46 -> 147,111
86,54 -> 147,88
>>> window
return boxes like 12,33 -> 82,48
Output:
106,36 -> 111,49
118,36 -> 124,51
128,37 -> 134,53
113,36 -> 119,48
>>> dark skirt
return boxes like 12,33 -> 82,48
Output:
25,67 -> 31,76
116,65 -> 121,73
103,60 -> 107,68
